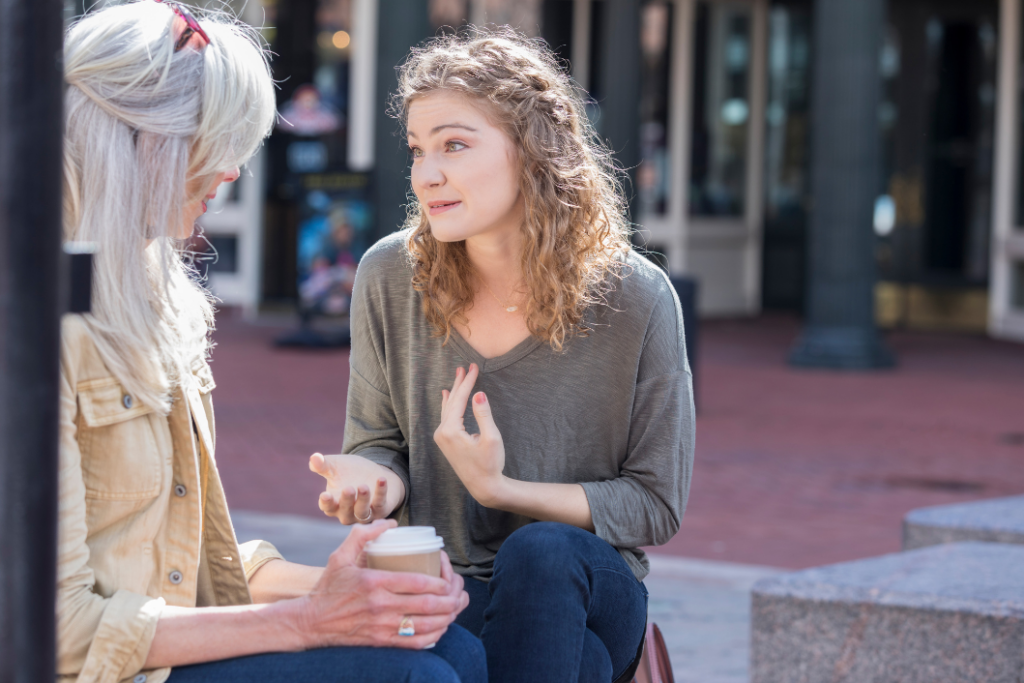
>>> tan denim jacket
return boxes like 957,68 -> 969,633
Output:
57,315 -> 283,683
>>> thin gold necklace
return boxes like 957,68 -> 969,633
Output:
481,278 -> 523,313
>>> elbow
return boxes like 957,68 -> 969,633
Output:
55,601 -> 97,675
650,513 -> 681,547
647,495 -> 683,547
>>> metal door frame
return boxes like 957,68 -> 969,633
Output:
991,0 -> 1024,339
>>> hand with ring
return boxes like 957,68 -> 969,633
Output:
297,519 -> 469,650
310,453 -> 406,525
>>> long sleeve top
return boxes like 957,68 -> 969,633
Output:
57,315 -> 282,683
343,231 -> 695,581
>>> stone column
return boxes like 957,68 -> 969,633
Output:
372,1 -> 431,241
788,0 -> 895,369
595,0 -> 642,220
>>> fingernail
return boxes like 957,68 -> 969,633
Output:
475,392 -> 486,404
378,478 -> 386,486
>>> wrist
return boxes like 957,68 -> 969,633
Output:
275,596 -> 319,651
477,475 -> 515,509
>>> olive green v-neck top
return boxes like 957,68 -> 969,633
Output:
342,230 -> 694,581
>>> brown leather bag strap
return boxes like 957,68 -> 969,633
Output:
631,622 -> 674,683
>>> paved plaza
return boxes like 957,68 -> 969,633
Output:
211,311 -> 1024,568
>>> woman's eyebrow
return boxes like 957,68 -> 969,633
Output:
408,123 -> 478,139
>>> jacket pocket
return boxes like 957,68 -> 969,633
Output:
77,377 -> 163,500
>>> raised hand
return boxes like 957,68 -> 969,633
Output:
433,364 -> 508,507
309,453 -> 405,524
299,519 -> 469,650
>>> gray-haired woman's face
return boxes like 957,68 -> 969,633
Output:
407,91 -> 523,244
180,166 -> 240,239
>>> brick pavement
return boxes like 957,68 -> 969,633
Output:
209,310 -> 1024,570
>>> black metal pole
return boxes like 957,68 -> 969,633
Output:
788,0 -> 894,369
372,0 -> 431,241
0,0 -> 65,680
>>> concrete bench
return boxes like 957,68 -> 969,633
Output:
750,542 -> 1024,683
903,495 -> 1024,550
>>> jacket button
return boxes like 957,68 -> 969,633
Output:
174,484 -> 187,497
134,676 -> 147,683
168,570 -> 183,585
122,394 -> 133,409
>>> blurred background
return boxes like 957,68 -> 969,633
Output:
61,0 -> 1024,570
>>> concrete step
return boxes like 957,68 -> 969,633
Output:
751,542 -> 1024,683
903,494 -> 1024,550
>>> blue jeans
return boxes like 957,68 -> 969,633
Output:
455,522 -> 648,683
164,624 -> 486,683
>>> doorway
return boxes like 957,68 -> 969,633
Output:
627,0 -> 769,316
876,0 -> 998,331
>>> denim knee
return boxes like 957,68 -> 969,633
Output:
493,522 -> 589,582
408,657 -> 461,683
433,624 -> 487,683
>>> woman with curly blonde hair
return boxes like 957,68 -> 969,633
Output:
312,29 -> 694,683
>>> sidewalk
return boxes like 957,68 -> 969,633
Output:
211,311 -> 1024,569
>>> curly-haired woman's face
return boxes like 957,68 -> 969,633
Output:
408,91 -> 523,243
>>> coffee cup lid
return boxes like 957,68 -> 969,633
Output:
364,526 -> 444,556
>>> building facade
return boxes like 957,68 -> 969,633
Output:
69,0 -> 1024,342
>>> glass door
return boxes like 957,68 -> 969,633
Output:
636,0 -> 768,315
685,0 -> 767,315
991,0 -> 1024,340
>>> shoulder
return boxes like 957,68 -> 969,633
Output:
602,249 -> 681,325
355,229 -> 415,286
350,230 -> 419,332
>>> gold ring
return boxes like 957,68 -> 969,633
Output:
398,616 -> 415,637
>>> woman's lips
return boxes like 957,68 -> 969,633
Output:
428,201 -> 461,216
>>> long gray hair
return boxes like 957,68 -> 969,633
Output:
63,1 -> 275,413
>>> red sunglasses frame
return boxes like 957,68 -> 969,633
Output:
155,0 -> 211,51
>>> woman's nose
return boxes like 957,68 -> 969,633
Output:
415,157 -> 445,189
224,166 -> 241,183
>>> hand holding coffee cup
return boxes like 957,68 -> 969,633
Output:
300,519 -> 467,651
364,527 -> 452,648
309,452 -> 404,524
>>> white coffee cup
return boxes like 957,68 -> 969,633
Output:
364,526 -> 444,578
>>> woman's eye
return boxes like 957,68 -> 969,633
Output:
445,141 -> 466,153
408,147 -> 423,160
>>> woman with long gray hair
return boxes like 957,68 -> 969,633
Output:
57,2 -> 484,681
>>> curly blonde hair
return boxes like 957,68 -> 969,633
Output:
395,28 -> 632,351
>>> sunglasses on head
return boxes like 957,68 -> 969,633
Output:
155,0 -> 211,52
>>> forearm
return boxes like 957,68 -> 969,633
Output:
248,559 -> 324,603
487,478 -> 594,531
144,599 -> 308,669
